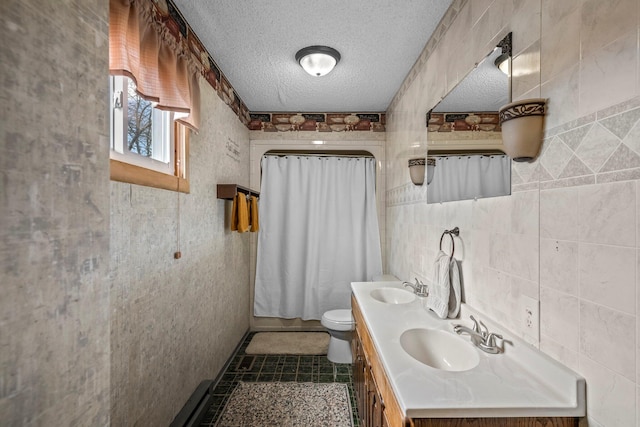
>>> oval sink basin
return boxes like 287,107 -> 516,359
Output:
400,328 -> 479,372
370,287 -> 416,304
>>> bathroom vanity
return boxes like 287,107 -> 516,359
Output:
350,281 -> 585,427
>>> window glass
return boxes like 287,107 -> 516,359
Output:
109,75 -> 189,193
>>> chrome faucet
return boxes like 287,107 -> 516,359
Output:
453,315 -> 503,354
402,277 -> 429,297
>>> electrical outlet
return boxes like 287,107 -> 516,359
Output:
520,295 -> 540,345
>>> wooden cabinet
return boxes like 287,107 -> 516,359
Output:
353,320 -> 387,427
352,296 -> 407,427
351,296 -> 580,427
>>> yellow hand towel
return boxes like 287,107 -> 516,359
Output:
237,193 -> 249,233
250,196 -> 259,232
230,193 -> 238,231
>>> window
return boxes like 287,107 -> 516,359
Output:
109,75 -> 190,193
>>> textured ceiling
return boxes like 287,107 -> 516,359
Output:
172,0 -> 453,112
433,48 -> 510,113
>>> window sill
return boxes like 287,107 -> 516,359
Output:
110,159 -> 189,193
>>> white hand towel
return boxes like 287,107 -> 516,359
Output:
427,250 -> 451,319
448,257 -> 461,318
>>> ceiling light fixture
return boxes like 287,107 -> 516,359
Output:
494,53 -> 510,75
494,32 -> 512,76
295,46 -> 341,77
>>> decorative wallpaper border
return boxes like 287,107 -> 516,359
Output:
248,113 -> 386,133
155,0 -> 251,125
427,112 -> 501,133
162,0 -> 386,132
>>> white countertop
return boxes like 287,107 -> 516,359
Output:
351,281 -> 586,419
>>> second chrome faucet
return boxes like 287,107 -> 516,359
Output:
453,315 -> 503,354
403,277 -> 429,297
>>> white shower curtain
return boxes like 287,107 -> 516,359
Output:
254,155 -> 383,320
427,154 -> 511,203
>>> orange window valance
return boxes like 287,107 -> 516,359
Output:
109,0 -> 200,131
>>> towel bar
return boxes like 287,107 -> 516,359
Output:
217,184 -> 260,200
439,227 -> 459,260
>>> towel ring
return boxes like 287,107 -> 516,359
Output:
439,227 -> 459,261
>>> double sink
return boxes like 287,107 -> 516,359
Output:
352,280 -> 586,418
370,287 -> 479,372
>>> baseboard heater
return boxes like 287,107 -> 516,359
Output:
170,380 -> 214,427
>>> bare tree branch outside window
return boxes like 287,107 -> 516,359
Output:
127,79 -> 153,158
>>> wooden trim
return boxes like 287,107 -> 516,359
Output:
110,159 -> 190,193
216,184 -> 259,200
411,418 -> 578,427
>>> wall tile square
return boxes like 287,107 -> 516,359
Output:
579,181 -> 636,247
510,190 -> 539,236
580,300 -> 635,381
540,286 -> 579,352
580,31 -> 639,117
580,0 -> 638,57
578,354 -> 636,427
540,335 -> 579,372
579,243 -> 636,314
510,233 -> 539,282
541,5 -> 580,83
541,65 -> 580,129
540,238 -> 579,295
540,187 -> 579,240
540,137 -> 574,179
575,123 -> 621,172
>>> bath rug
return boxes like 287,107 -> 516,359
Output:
215,382 -> 353,427
245,332 -> 329,355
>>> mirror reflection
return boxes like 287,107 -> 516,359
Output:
426,34 -> 512,204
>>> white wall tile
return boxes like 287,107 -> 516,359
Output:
580,0 -> 638,56
579,354 -> 636,427
540,334 -> 579,372
540,238 -> 579,295
541,3 -> 580,84
511,190 -> 539,235
579,243 -> 636,314
579,181 -> 636,247
541,65 -> 580,129
580,31 -> 639,117
540,187 -> 580,240
580,300 -> 636,381
541,286 -> 580,352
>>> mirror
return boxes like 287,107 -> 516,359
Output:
426,33 -> 512,204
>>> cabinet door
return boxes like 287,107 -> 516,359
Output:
368,369 -> 384,427
353,334 -> 367,423
382,410 -> 391,427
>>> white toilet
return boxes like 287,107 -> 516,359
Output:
321,274 -> 398,364
321,309 -> 354,364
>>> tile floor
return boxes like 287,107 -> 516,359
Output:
199,332 -> 360,426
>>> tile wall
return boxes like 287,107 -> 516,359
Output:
385,0 -> 640,425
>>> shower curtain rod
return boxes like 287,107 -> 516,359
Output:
428,151 -> 507,158
264,151 -> 374,158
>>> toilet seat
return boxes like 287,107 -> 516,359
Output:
321,309 -> 354,331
